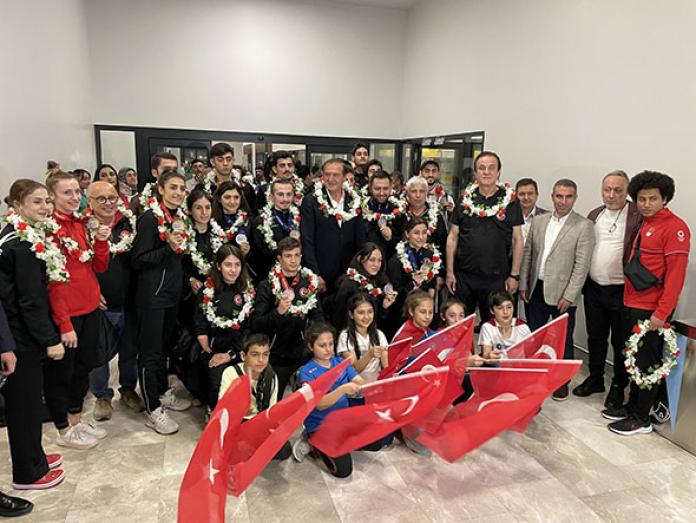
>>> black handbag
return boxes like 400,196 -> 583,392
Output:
624,230 -> 663,291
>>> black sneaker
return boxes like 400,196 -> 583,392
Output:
552,383 -> 569,401
608,415 -> 653,436
572,377 -> 605,397
604,384 -> 625,408
601,405 -> 629,421
650,402 -> 671,425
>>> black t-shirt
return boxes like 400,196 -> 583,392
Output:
449,186 -> 523,276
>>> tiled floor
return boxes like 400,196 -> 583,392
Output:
2,363 -> 696,522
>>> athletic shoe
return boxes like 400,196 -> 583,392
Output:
650,401 -> 671,425
552,383 -> 569,401
572,377 -> 605,397
601,405 -> 629,421
292,432 -> 312,462
74,420 -> 107,440
46,453 -> 63,470
160,388 -> 191,412
145,407 -> 179,435
120,390 -> 145,412
608,415 -> 653,436
11,469 -> 65,491
56,425 -> 98,450
93,398 -> 113,421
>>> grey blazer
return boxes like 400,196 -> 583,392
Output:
519,210 -> 595,306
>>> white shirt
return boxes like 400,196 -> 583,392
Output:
337,329 -> 388,384
521,207 -> 538,245
478,320 -> 531,356
328,191 -> 345,228
539,212 -> 570,279
589,206 -> 628,285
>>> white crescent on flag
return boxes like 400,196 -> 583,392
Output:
477,392 -> 520,412
209,459 -> 220,485
534,345 -> 557,359
219,409 -> 229,449
401,395 -> 420,416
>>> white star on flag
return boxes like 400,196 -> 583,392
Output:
376,409 -> 394,422
209,459 -> 219,484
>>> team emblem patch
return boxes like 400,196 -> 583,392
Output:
299,287 -> 308,298
678,230 -> 686,242
234,294 -> 243,306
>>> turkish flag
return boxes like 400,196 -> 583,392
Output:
378,337 -> 413,380
397,348 -> 442,375
309,366 -> 448,457
178,374 -> 251,523
505,314 -> 568,360
226,359 -> 351,496
416,368 -> 550,462
411,314 -> 476,359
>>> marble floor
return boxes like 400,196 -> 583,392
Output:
2,361 -> 696,523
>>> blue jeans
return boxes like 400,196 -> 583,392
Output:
527,281 -> 577,360
88,308 -> 138,400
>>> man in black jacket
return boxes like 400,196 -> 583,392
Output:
362,170 -> 400,259
251,237 -> 323,399
204,143 -> 257,212
86,182 -> 144,422
300,159 -> 365,293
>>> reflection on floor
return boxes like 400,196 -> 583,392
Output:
2,362 -> 696,523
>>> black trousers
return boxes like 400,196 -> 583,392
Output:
454,272 -> 506,323
624,306 -> 669,422
43,309 -> 101,430
137,306 -> 178,413
197,352 -> 233,409
527,282 -> 576,360
583,279 -> 628,387
3,349 -> 49,484
309,434 -> 386,478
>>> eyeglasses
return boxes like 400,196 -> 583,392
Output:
91,195 -> 120,204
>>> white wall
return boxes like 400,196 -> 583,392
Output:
0,0 -> 94,200
402,0 -> 696,319
84,0 -> 407,139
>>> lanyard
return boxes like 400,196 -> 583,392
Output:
273,209 -> 294,233
407,245 -> 425,270
368,199 -> 389,213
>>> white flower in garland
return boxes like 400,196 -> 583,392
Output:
2,210 -> 69,282
82,201 -> 136,255
345,268 -> 384,297
404,203 -> 440,236
54,214 -> 95,263
185,218 -> 227,276
149,199 -> 191,254
139,182 -> 157,211
360,192 -> 406,223
624,319 -> 679,390
313,181 -> 361,223
459,182 -> 516,218
268,262 -> 319,317
202,171 -> 246,194
200,279 -> 255,331
395,241 -> 442,281
256,204 -> 301,251
264,175 -> 305,206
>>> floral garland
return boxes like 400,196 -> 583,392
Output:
313,181 -> 361,223
360,193 -> 406,223
395,241 -> 442,281
220,212 -> 248,243
54,215 -> 94,263
2,210 -> 69,282
459,182 -> 516,218
139,182 -> 157,211
202,171 -> 247,194
345,268 -> 384,297
268,263 -> 319,317
256,204 -> 301,250
405,203 -> 440,235
82,201 -> 136,255
624,320 -> 679,390
200,279 -> 255,331
264,175 -> 304,206
185,219 -> 227,276
150,199 -> 190,254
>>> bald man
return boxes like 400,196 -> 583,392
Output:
87,181 -> 144,421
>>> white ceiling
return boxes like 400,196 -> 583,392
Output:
321,0 -> 419,9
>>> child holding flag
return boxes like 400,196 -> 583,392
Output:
479,291 -> 531,360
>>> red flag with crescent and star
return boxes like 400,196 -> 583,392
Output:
505,314 -> 568,360
178,374 -> 251,523
226,359 -> 351,496
309,366 -> 448,457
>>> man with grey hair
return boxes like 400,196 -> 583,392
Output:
394,175 -> 448,256
573,171 -> 641,406
520,178 -> 595,400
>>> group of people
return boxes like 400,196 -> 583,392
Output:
0,141 -> 689,517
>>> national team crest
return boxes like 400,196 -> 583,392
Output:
299,287 -> 308,298
234,294 -> 243,306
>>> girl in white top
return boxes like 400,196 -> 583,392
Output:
337,293 -> 388,386
479,291 -> 531,360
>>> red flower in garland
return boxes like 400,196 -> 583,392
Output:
360,279 -> 367,286
159,232 -> 167,241
435,185 -> 443,197
427,271 -> 434,279
372,289 -> 380,297
664,322 -> 671,329
308,284 -> 317,292
17,222 -> 27,231
632,324 -> 642,334
232,324 -> 240,331
35,242 -> 45,253
205,279 -> 215,289
375,213 -> 382,220
336,214 -> 343,221
478,211 -> 486,218
432,255 -> 441,262
393,208 -> 401,215
202,295 -> 212,304
404,267 -> 413,274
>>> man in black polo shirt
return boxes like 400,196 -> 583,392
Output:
446,151 -> 523,322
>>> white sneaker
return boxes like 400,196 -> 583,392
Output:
145,406 -> 179,435
74,420 -> 107,440
56,425 -> 98,450
160,388 -> 192,411
292,432 -> 312,462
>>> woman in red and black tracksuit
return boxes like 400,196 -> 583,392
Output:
0,180 -> 67,489
605,171 -> 691,436
131,169 -> 188,435
45,172 -> 110,450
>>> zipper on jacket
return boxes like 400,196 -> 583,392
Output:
154,268 -> 166,296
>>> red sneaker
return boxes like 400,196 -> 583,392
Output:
12,469 -> 66,491
46,453 -> 63,470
